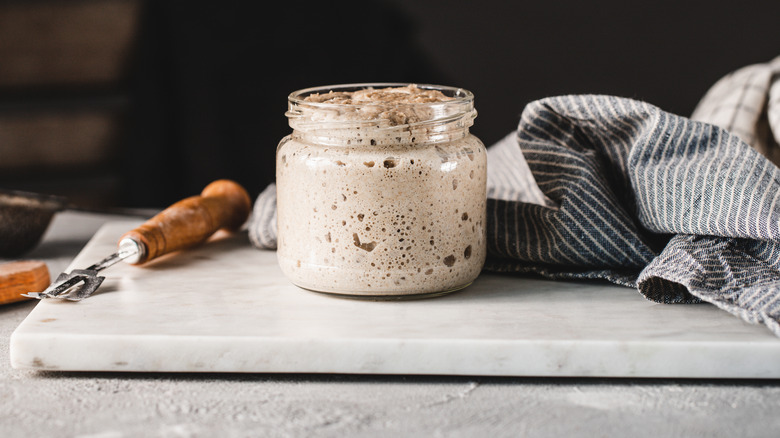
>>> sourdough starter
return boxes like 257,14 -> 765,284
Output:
276,84 -> 487,297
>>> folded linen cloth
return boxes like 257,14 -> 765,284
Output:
692,56 -> 780,166
249,92 -> 780,337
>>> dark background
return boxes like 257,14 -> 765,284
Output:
1,0 -> 779,208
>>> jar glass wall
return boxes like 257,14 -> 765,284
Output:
275,83 -> 487,298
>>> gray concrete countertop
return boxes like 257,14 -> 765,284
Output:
2,211 -> 780,437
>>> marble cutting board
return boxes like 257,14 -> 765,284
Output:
10,221 -> 780,378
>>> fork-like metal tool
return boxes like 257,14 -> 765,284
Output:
23,180 -> 251,301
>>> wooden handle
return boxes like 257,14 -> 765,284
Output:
0,260 -> 50,305
119,180 -> 251,265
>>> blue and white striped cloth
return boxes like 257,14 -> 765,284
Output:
483,95 -> 780,337
250,90 -> 780,337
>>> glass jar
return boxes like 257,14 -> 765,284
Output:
275,83 -> 487,299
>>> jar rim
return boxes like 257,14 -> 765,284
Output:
287,82 -> 474,108
286,83 -> 476,133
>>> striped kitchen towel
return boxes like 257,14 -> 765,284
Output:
249,93 -> 780,337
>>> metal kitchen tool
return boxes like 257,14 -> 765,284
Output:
22,179 -> 251,301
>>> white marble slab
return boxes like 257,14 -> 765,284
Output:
10,221 -> 780,377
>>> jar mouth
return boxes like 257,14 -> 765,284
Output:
288,83 -> 474,107
286,83 -> 476,132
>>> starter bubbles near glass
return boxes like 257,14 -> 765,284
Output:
275,83 -> 487,299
